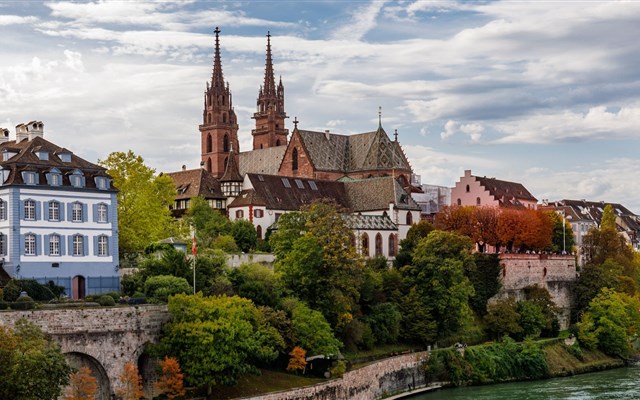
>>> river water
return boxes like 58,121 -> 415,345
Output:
408,365 -> 640,400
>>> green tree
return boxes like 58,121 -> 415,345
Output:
516,300 -> 546,339
228,263 -> 284,308
484,298 -> 522,340
0,319 -> 72,400
186,196 -> 230,248
144,275 -> 192,303
547,211 -> 575,253
366,302 -> 402,345
273,201 -> 364,330
601,204 -> 617,231
401,231 -> 476,341
577,288 -> 640,357
393,220 -> 434,268
467,253 -> 502,315
281,297 -> 342,356
231,219 -> 258,253
100,150 -> 176,254
160,294 -> 284,394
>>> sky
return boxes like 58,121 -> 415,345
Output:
1,0 -> 639,212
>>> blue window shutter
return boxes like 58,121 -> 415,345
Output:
20,201 -> 25,220
44,234 -> 50,256
60,236 -> 66,256
60,202 -> 65,220
82,204 -> 88,222
45,202 -> 50,220
93,236 -> 99,256
66,203 -> 72,221
92,204 -> 98,223
36,234 -> 41,255
35,201 -> 42,220
68,236 -> 73,255
20,234 -> 24,255
83,235 -> 89,256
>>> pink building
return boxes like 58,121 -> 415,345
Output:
451,170 -> 537,209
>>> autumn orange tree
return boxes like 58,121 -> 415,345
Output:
63,366 -> 97,400
286,346 -> 307,374
115,361 -> 144,400
155,356 -> 186,399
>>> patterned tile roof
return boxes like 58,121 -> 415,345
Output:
239,146 -> 287,175
344,177 -> 420,212
0,135 -> 114,190
343,213 -> 397,231
166,168 -> 226,200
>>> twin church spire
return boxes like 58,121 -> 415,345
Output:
200,28 -> 288,178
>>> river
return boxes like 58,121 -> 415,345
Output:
408,365 -> 640,400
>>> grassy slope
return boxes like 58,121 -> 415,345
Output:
543,342 -> 625,377
210,369 -> 326,400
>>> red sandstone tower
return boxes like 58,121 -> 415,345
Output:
251,32 -> 288,150
200,27 -> 240,177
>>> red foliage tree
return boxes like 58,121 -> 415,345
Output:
155,356 -> 186,399
286,346 -> 307,374
115,361 -> 144,400
63,366 -> 97,400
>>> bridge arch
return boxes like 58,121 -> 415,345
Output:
65,351 -> 111,400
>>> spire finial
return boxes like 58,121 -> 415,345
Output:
211,26 -> 224,88
378,106 -> 382,128
293,116 -> 299,129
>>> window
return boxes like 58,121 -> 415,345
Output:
0,233 -> 5,256
97,204 -> 108,223
389,234 -> 396,257
69,170 -> 84,188
235,210 -> 244,219
49,201 -> 60,221
466,184 -> 470,193
476,197 -> 481,206
73,235 -> 84,256
0,200 -> 6,220
457,198 -> 462,206
25,233 -> 36,255
292,148 -> 299,171
254,209 -> 264,218
98,236 -> 109,256
23,172 -> 36,185
406,211 -> 413,225
95,177 -> 108,190
206,134 -> 212,153
51,173 -> 61,186
223,134 -> 229,152
49,234 -> 60,256
361,233 -> 369,257
72,202 -> 83,222
59,153 -> 71,162
24,199 -> 36,220
309,181 -> 318,191
375,233 -> 383,257
206,158 -> 212,172
281,178 -> 291,188
294,179 -> 304,189
256,225 -> 262,239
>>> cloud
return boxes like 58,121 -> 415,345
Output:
440,120 -> 483,142
0,15 -> 38,25
331,1 -> 387,41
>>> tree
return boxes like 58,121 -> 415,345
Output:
160,294 -> 284,394
484,298 -> 522,340
281,297 -> 342,357
467,253 -> 502,315
228,263 -> 284,308
0,319 -> 72,400
273,201 -> 364,330
547,211 -> 575,253
186,196 -> 230,248
230,219 -> 258,253
155,356 -> 186,399
601,204 -> 617,230
366,302 -> 402,345
516,300 -> 546,339
144,275 -> 191,303
63,366 -> 97,400
401,231 -> 476,340
394,220 -> 434,268
286,346 -> 307,374
115,361 -> 144,400
100,150 -> 177,254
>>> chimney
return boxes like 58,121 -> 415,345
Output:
16,123 -> 28,142
324,129 -> 330,140
464,169 -> 471,177
27,121 -> 44,141
182,165 -> 187,171
0,128 -> 9,144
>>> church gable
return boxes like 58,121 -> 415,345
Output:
278,129 -> 316,178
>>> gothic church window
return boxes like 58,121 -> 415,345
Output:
375,233 -> 383,257
361,233 -> 369,257
406,212 -> 413,225
292,148 -> 298,171
223,135 -> 229,152
207,158 -> 212,173
207,134 -> 212,153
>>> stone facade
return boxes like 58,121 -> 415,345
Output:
0,305 -> 170,399
492,254 -> 577,328
239,351 -> 429,400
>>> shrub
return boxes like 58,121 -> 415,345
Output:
213,234 -> 240,253
144,275 -> 191,303
3,279 -> 63,302
97,295 -> 116,307
0,301 -> 8,310
12,296 -> 36,310
330,360 -> 347,378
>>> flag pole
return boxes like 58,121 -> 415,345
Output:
191,229 -> 197,294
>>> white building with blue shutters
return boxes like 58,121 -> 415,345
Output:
0,121 -> 119,299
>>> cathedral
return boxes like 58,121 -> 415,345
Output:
168,28 -> 420,259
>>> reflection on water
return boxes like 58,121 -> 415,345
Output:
408,365 -> 640,400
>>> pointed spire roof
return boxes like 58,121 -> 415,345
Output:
262,31 -> 276,96
211,27 -> 225,90
220,149 -> 243,182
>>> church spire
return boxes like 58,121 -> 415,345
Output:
252,31 -> 288,150
211,27 -> 224,90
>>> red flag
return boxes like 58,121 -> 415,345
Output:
191,235 -> 197,256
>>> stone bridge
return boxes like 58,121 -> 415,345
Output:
0,305 -> 170,399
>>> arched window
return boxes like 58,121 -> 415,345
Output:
207,113 -> 212,124
389,234 -> 396,257
375,233 -> 383,256
256,225 -> 262,239
466,184 -> 470,193
476,197 -> 481,205
206,158 -> 212,173
457,198 -> 462,206
206,134 -> 212,153
276,139 -> 280,146
292,148 -> 299,171
406,211 -> 413,225
361,233 -> 369,257
223,113 -> 227,123
223,134 -> 230,152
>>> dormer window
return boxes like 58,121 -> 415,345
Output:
36,151 -> 49,160
2,150 -> 18,161
22,171 -> 37,185
47,168 -> 62,186
59,152 -> 72,162
69,170 -> 84,188
95,177 -> 110,190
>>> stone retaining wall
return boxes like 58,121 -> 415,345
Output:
240,351 -> 429,400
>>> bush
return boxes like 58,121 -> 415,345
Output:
0,301 -> 8,310
330,360 -> 347,378
144,275 -> 191,303
566,343 -> 584,360
213,234 -> 240,253
3,279 -> 63,302
97,295 -> 116,307
12,296 -> 36,310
